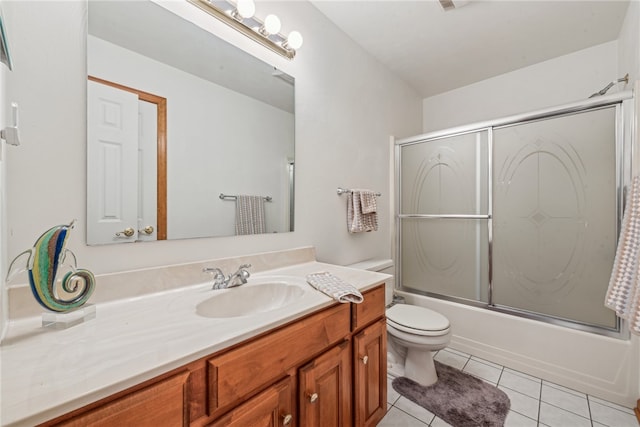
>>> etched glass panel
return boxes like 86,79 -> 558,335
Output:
492,107 -> 617,328
400,131 -> 489,215
401,218 -> 489,302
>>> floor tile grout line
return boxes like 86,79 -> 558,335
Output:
537,375 -> 543,427
541,400 -> 594,423
587,394 -> 595,427
589,394 -> 636,415
507,407 -> 540,425
390,401 -> 432,426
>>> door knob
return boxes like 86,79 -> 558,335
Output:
308,392 -> 318,403
139,225 -> 154,235
115,227 -> 135,237
361,355 -> 369,365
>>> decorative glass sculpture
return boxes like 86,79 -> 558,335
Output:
7,220 -> 95,312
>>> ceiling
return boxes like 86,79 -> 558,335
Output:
311,0 -> 630,98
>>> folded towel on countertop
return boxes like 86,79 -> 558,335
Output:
347,190 -> 378,233
306,271 -> 364,304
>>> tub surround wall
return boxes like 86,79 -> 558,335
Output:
2,0 -> 422,278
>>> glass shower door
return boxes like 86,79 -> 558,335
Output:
492,107 -> 618,328
399,130 -> 490,302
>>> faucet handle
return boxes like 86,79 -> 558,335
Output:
203,267 -> 226,289
238,263 -> 252,270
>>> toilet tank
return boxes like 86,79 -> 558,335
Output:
347,259 -> 394,306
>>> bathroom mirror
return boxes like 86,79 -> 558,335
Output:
86,0 -> 295,245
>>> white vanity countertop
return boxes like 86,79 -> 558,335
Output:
0,261 -> 389,427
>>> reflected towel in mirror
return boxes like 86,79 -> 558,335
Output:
235,195 -> 266,235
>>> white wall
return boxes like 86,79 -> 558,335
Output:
88,36 -> 294,238
413,7 -> 640,407
618,0 -> 640,87
423,41 -> 619,132
0,24 -> 6,342
2,0 -> 422,278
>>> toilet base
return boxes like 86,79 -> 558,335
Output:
405,348 -> 438,386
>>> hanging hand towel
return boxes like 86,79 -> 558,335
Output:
235,195 -> 266,235
347,190 -> 378,233
606,175 -> 640,334
306,272 -> 364,304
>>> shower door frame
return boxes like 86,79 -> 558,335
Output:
395,91 -> 635,337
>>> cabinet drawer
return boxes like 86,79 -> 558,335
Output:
207,376 -> 294,427
208,303 -> 350,417
352,284 -> 385,332
52,371 -> 190,427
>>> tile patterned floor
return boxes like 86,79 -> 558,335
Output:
380,348 -> 639,427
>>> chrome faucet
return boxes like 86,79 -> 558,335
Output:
203,264 -> 252,290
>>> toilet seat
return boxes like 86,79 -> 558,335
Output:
387,304 -> 450,337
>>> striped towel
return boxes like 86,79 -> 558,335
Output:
347,190 -> 378,233
306,272 -> 364,303
606,175 -> 640,334
235,195 -> 266,235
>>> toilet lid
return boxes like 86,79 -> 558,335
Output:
386,304 -> 450,335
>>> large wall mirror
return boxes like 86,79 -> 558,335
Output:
86,0 -> 295,245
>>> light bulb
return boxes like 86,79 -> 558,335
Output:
235,0 -> 255,19
286,31 -> 303,50
263,14 -> 281,35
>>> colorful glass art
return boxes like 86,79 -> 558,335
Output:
8,220 -> 95,312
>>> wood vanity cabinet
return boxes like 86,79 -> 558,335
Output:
49,371 -> 191,427
41,283 -> 387,427
299,340 -> 352,427
207,376 -> 295,427
353,319 -> 387,427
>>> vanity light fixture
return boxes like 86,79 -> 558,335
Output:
188,0 -> 303,60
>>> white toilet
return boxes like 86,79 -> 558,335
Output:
347,258 -> 451,387
386,303 -> 451,386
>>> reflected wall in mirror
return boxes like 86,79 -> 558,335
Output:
86,0 -> 295,245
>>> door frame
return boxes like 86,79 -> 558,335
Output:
88,76 -> 167,240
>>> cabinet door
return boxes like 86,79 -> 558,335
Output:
353,319 -> 387,427
208,376 -> 295,427
54,371 -> 190,426
299,340 -> 352,427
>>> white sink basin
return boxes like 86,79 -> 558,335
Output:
196,279 -> 308,318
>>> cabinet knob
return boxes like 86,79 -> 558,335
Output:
361,355 -> 369,365
139,225 -> 154,235
308,392 -> 318,403
115,227 -> 135,237
282,414 -> 293,426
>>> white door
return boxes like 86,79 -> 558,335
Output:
87,80 -> 139,245
137,100 -> 157,242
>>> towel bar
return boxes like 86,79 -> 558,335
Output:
220,193 -> 273,202
337,187 -> 381,197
